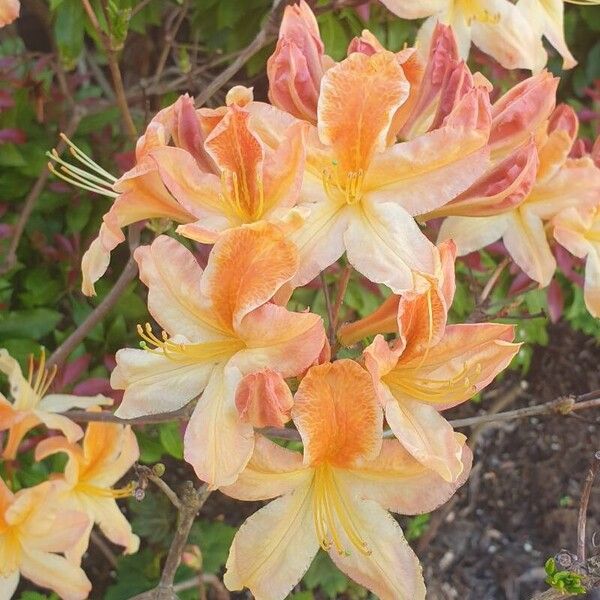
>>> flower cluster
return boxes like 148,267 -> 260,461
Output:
3,1 -> 600,598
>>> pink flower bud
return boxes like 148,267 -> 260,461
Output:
267,0 -> 325,123
235,369 -> 293,428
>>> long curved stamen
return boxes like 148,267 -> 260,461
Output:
384,361 -> 483,402
312,465 -> 371,556
46,134 -> 118,198
77,481 -> 135,499
26,351 -> 58,404
137,323 -> 243,362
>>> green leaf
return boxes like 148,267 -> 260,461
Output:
105,550 -> 160,600
66,198 -> 93,233
303,550 -> 350,596
135,429 -> 165,464
53,0 -> 86,68
188,520 -> 237,574
129,491 -> 176,545
159,422 -> 184,459
0,308 -> 62,339
405,513 -> 430,542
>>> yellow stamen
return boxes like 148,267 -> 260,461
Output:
312,464 -> 371,556
384,361 -> 482,403
137,323 -> 244,362
322,165 -> 365,206
219,169 -> 266,222
456,0 -> 500,24
77,481 -> 135,499
25,351 -> 58,406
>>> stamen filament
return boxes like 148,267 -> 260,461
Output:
77,481 -> 135,499
59,133 -> 118,183
47,162 -> 119,198
49,150 -> 116,189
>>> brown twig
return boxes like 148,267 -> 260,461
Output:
136,465 -> 182,511
131,483 -> 211,600
194,0 -> 285,106
0,111 -> 84,274
153,1 -> 189,84
173,574 -> 230,598
479,257 -> 510,304
47,231 -> 140,370
331,265 -> 352,334
81,0 -> 138,140
320,272 -> 335,345
60,402 -> 194,425
577,451 -> 600,562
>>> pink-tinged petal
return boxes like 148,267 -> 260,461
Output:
148,147 -> 223,217
384,396 -> 466,481
489,72 -> 557,157
377,0 -> 446,19
235,369 -> 293,428
183,366 -> 254,488
327,497 -> 426,600
134,235 -> 227,339
221,435 -> 310,501
0,0 -> 19,27
288,199 -> 348,288
202,223 -> 298,329
292,361 -> 382,469
470,0 -> 547,71
112,342 -> 215,419
318,51 -> 410,173
344,199 -> 438,294
393,323 -> 519,409
346,440 -> 473,514
224,482 -> 318,599
438,214 -> 509,256
400,22 -> 461,138
19,549 -> 91,600
338,295 -> 400,346
25,507 -> 90,557
429,140 -> 539,218
517,0 -> 577,69
233,303 -> 326,378
33,412 -> 85,443
503,208 -> 555,285
547,279 -> 564,323
528,157 -> 600,220
0,571 -> 19,600
367,88 -> 491,217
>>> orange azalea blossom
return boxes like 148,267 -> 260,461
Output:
378,0 -> 579,71
554,204 -> 600,318
221,360 -> 472,600
0,478 -> 91,600
438,101 -> 600,286
111,224 -> 326,487
0,349 -> 111,460
341,241 -> 520,481
50,90 -> 307,296
35,420 -> 140,562
252,23 -> 491,294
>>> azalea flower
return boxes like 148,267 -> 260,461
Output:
554,205 -> 600,317
0,0 -> 18,27
438,102 -> 600,286
340,241 -> 520,481
111,224 -> 326,487
379,0 -> 553,71
0,478 -> 91,600
251,38 -> 491,294
0,349 -> 111,460
222,359 -> 472,600
35,419 -> 140,562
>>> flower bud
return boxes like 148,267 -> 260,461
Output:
235,369 -> 293,428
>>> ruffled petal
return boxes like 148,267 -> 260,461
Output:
292,360 -> 382,468
220,435 -> 310,501
232,303 -> 326,378
438,214 -> 509,256
327,496 -> 426,600
224,483 -> 319,599
183,365 -> 254,488
345,439 -> 473,514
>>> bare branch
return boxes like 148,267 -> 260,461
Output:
577,451 -> 600,562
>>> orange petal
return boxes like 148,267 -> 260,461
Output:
317,51 -> 410,173
536,104 -> 579,181
0,0 -> 19,27
338,294 -> 400,347
202,223 -> 298,329
292,360 -> 382,468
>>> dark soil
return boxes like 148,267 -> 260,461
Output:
421,323 -> 600,600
